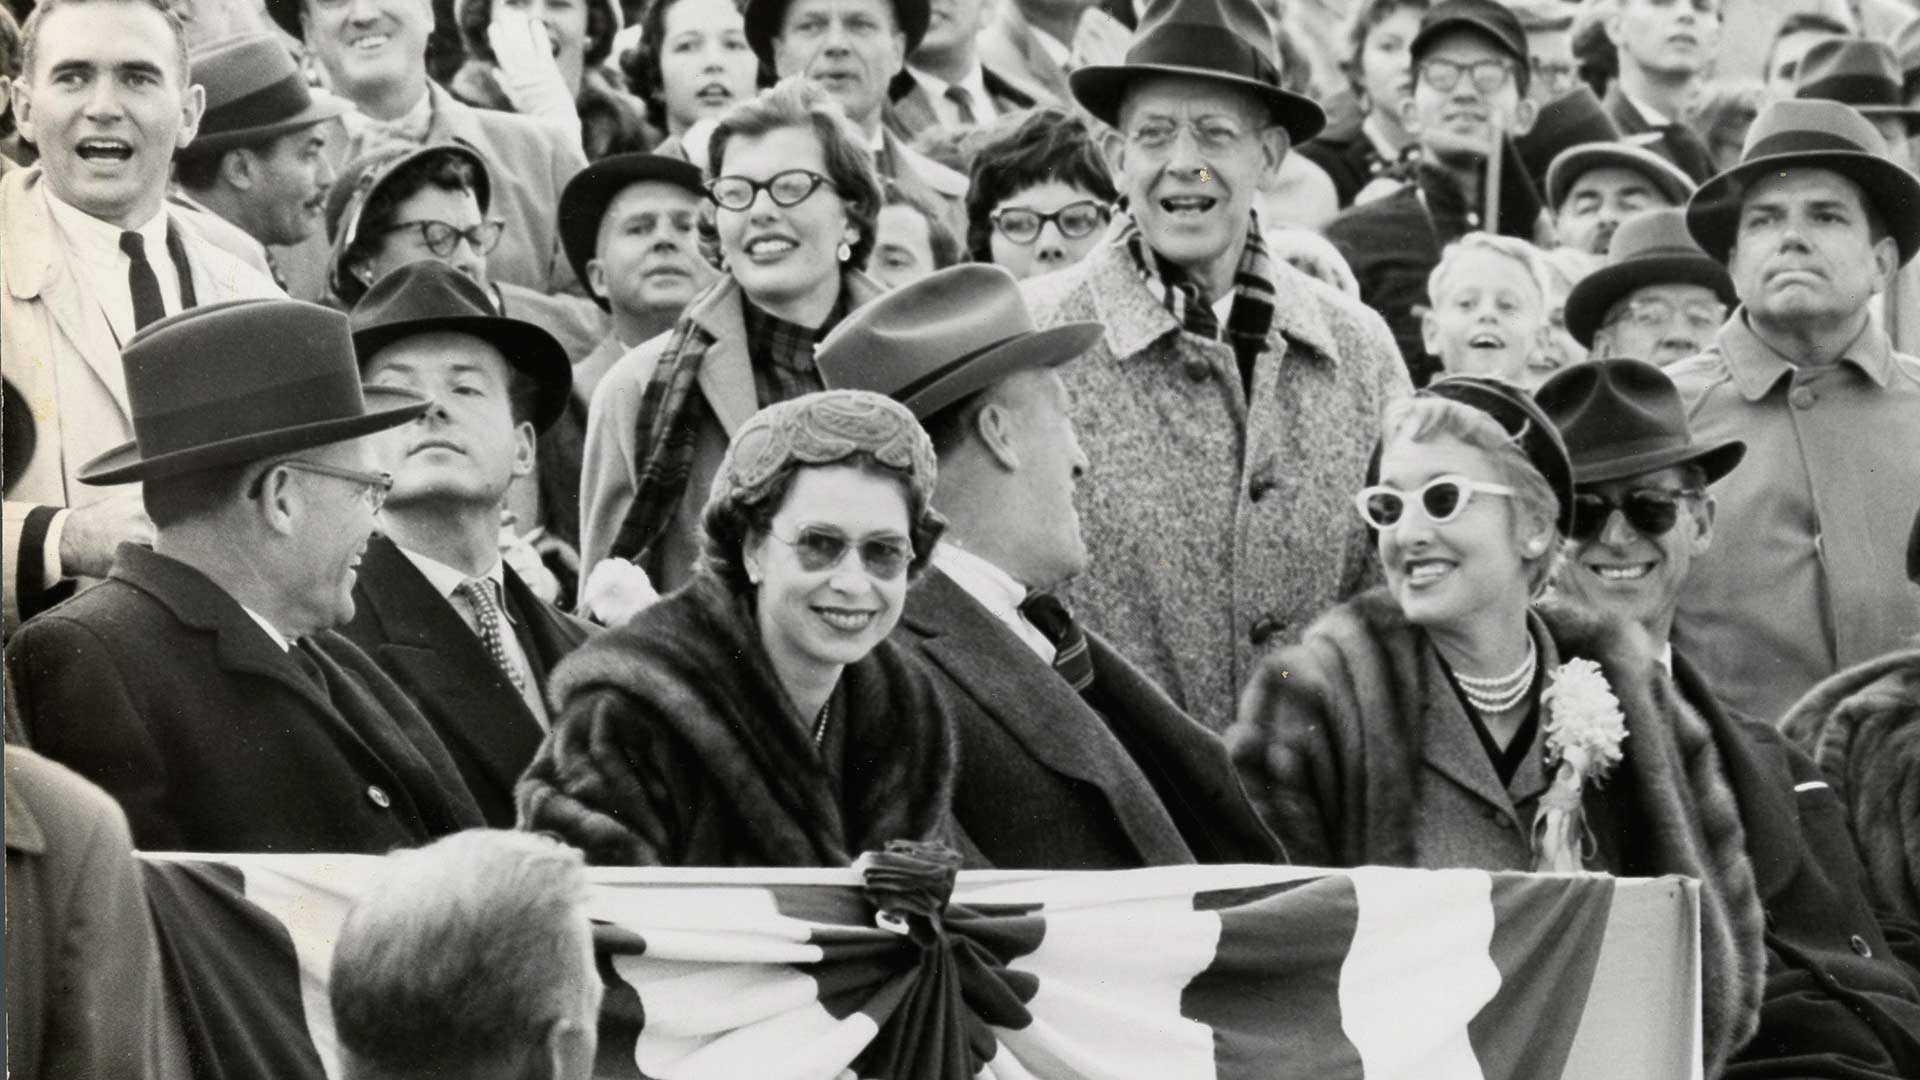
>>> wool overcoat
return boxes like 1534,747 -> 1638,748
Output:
1022,239 -> 1411,734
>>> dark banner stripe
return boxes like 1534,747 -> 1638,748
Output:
1467,872 -> 1615,1077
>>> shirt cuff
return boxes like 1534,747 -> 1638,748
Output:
42,509 -> 68,588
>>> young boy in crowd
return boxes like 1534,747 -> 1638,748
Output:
1420,232 -> 1556,389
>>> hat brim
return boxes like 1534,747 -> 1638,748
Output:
907,322 -> 1105,421
1562,253 -> 1737,348
1572,437 -> 1746,487
78,387 -> 428,486
1688,149 -> 1920,266
352,314 -> 572,431
1068,63 -> 1328,144
559,155 -> 707,312
1546,143 -> 1696,210
184,94 -> 349,158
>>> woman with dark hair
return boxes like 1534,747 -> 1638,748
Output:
963,107 -> 1116,281
451,0 -> 654,159
1293,0 -> 1427,209
619,0 -> 765,147
579,78 -> 890,587
871,181 -> 963,290
521,390 -> 958,867
1227,376 -> 1766,1078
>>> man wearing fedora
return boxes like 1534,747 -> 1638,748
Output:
342,263 -> 594,829
742,0 -> 968,212
1563,206 -> 1737,369
1023,0 -> 1410,735
1543,132 -> 1694,258
557,151 -> 716,407
1325,0 -> 1547,385
1599,0 -> 1720,183
1538,358 -> 1920,1080
4,299 -> 485,853
818,264 -> 1281,868
171,34 -> 346,284
2,0 -> 283,635
1665,97 -> 1920,724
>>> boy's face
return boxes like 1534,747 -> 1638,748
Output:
1423,247 -> 1549,386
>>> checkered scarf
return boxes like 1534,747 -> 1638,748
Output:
1118,212 -> 1277,386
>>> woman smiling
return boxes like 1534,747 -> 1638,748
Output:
521,390 -> 957,867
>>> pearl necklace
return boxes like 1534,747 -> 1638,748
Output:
1456,637 -> 1538,715
811,694 -> 832,750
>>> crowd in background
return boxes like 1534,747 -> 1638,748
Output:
4,0 -> 1920,1075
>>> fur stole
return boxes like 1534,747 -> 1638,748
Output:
1231,587 -> 1765,1076
1780,649 -> 1920,924
518,574 -> 958,867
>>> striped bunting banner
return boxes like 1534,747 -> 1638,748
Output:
135,857 -> 1703,1079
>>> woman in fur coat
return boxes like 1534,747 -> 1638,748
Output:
518,390 -> 959,867
1227,376 -> 1766,1077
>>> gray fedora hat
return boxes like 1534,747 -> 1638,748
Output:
180,34 -> 348,159
815,264 -> 1102,421
1562,208 -> 1735,348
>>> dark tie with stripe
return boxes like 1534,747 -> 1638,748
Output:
944,84 -> 978,126
1019,591 -> 1094,694
120,230 -> 165,332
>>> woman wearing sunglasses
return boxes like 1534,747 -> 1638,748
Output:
962,107 -> 1117,281
1227,375 -> 1765,1075
579,78 -> 888,588
522,390 -> 960,867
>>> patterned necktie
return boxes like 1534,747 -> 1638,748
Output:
120,231 -> 165,331
1019,592 -> 1094,694
944,84 -> 978,126
457,578 -> 527,692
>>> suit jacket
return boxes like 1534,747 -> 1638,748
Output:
977,3 -> 1073,108
883,66 -> 1038,145
342,534 -> 593,826
895,568 -> 1281,869
5,544 -> 485,853
1602,83 -> 1718,184
1,166 -> 282,631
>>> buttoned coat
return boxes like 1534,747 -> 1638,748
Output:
1021,238 -> 1411,734
0,165 -> 281,631
4,545 -> 485,853
894,569 -> 1282,870
342,534 -> 595,827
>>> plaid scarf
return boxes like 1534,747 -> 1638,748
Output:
608,280 -> 845,571
1118,212 -> 1277,392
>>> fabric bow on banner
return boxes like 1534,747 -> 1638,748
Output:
136,851 -> 1704,1079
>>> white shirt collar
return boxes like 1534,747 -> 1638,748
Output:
1659,642 -> 1673,675
241,606 -> 293,652
43,188 -> 178,344
906,63 -> 996,125
1620,87 -> 1671,127
397,545 -> 507,603
44,187 -> 168,253
932,542 -> 1055,663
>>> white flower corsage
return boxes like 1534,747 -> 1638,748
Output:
1532,658 -> 1628,872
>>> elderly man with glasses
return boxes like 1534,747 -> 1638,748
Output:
1563,207 -> 1738,368
4,299 -> 485,853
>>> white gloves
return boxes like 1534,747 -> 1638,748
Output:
488,11 -> 583,147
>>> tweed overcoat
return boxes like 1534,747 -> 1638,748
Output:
1021,238 -> 1411,734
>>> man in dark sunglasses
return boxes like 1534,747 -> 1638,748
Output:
1539,364 -> 1920,1079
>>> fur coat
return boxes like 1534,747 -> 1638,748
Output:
518,574 -> 958,867
1780,649 -> 1920,925
1227,588 -> 1766,1078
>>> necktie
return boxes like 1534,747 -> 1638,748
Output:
120,231 -> 165,332
943,84 -> 978,126
458,578 -> 527,692
1019,592 -> 1094,694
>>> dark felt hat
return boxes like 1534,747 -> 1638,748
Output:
1544,139 -> 1695,211
1068,0 -> 1327,143
1562,208 -> 1735,348
349,262 -> 572,432
557,153 -> 707,312
180,34 -> 347,158
1378,375 -> 1577,535
1686,98 -> 1920,267
816,264 -> 1102,421
1794,37 -> 1920,125
1411,0 -> 1530,70
79,300 -> 428,486
1897,18 -> 1920,99
1516,85 -> 1619,184
1534,358 -> 1744,487
743,0 -> 929,67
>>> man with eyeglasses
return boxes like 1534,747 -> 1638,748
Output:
818,264 -> 1282,868
1022,0 -> 1411,735
1538,357 -> 1920,1080
1326,0 -> 1546,385
1513,0 -> 1580,104
1600,0 -> 1720,183
1562,207 -> 1735,368
342,263 -> 594,829
5,298 -> 486,853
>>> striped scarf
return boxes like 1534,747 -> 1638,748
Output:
1119,212 -> 1277,390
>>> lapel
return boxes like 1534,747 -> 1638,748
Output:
1602,84 -> 1652,135
982,66 -> 1039,112
885,75 -> 939,142
691,279 -> 758,436
501,562 -> 592,671
3,168 -> 130,416
1673,650 -> 1799,899
350,535 -> 546,792
1417,614 -> 1559,811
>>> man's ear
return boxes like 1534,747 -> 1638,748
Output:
1690,491 -> 1716,556
1099,124 -> 1129,184
542,1015 -> 596,1080
1510,97 -> 1538,137
1398,95 -> 1422,139
584,257 -> 608,305
1259,125 -> 1292,182
973,401 -> 1022,472
1603,8 -> 1624,46
255,463 -> 302,536
221,149 -> 256,191
510,420 -> 537,480
1870,234 -> 1899,293
10,76 -> 34,144
176,83 -> 207,152
1421,306 -> 1444,358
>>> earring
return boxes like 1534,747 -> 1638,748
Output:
1526,538 -> 1547,555
836,240 -> 852,263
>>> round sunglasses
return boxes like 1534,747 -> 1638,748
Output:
767,525 -> 913,580
1354,474 -> 1515,530
1569,488 -> 1697,543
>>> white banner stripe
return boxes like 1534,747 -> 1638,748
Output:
639,1003 -> 875,1079
1339,868 -> 1499,1080
623,957 -> 825,1033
